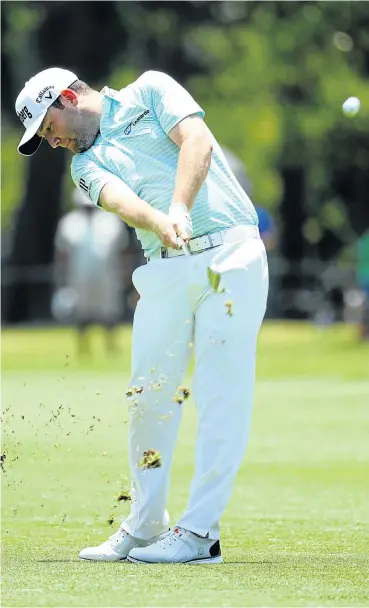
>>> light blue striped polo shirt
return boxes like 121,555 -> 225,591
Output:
71,71 -> 258,257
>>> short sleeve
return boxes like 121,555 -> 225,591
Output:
137,71 -> 205,134
71,156 -> 123,207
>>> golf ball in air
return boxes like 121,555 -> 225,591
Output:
342,97 -> 360,117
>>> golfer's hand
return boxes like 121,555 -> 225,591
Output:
169,203 -> 193,244
152,212 -> 183,249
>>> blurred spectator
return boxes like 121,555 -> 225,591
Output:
254,205 -> 276,252
52,188 -> 129,355
356,230 -> 369,340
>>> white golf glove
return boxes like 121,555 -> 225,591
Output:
169,203 -> 193,240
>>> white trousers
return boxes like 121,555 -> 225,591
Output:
122,228 -> 269,540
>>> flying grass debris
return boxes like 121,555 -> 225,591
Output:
47,404 -> 64,426
225,300 -> 233,317
160,411 -> 174,422
148,372 -> 168,392
137,449 -> 162,470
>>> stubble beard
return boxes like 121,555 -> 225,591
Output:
70,109 -> 100,153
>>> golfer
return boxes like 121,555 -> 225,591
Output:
16,67 -> 268,563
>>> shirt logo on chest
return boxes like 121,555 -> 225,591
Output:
124,109 -> 150,136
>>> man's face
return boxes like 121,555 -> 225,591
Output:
37,98 -> 100,154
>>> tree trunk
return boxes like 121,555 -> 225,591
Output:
279,165 -> 308,319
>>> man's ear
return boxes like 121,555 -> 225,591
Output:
60,88 -> 78,106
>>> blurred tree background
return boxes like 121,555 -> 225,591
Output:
1,0 -> 369,322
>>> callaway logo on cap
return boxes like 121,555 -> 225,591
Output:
15,67 -> 78,156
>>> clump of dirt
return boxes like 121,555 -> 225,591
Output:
173,386 -> 191,405
137,449 -> 162,470
116,490 -> 132,502
106,482 -> 132,525
125,386 -> 144,398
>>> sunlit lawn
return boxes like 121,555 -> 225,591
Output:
1,322 -> 369,607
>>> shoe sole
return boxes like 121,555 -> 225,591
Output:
127,556 -> 223,564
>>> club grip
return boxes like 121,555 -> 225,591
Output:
176,236 -> 190,256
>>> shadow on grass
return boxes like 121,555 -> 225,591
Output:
224,561 -> 275,565
36,559 -> 82,563
35,558 -> 275,565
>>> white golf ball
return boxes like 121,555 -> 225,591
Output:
342,96 -> 361,117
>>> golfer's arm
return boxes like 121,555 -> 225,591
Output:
168,115 -> 213,211
98,181 -> 161,232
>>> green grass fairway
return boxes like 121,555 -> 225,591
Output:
1,323 -> 369,607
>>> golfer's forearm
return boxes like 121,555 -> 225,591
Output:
98,181 -> 160,232
172,135 -> 213,211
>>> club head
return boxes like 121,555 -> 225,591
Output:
207,266 -> 221,292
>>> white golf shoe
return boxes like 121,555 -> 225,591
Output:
79,527 -> 158,562
127,526 -> 223,564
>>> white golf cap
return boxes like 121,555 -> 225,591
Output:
15,67 -> 78,156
